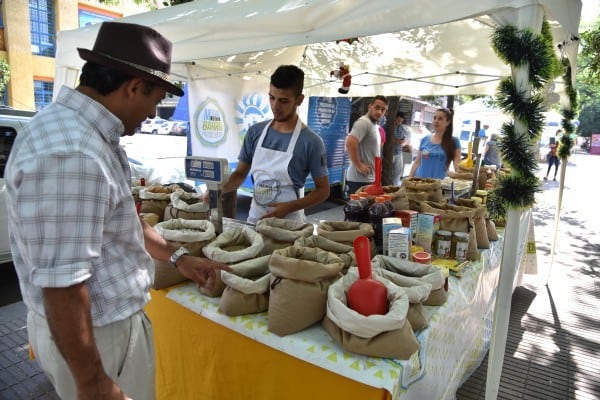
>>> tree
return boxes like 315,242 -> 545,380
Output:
0,59 -> 9,102
576,19 -> 600,137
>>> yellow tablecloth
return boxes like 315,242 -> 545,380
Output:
147,287 -> 392,400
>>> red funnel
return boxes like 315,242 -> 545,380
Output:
365,156 -> 383,195
347,236 -> 388,316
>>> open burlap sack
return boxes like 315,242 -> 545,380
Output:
402,177 -> 443,202
486,218 -> 499,241
405,191 -> 429,213
268,247 -> 344,336
218,255 -> 272,316
316,221 -> 377,258
370,256 -> 434,331
371,254 -> 447,307
357,185 -> 410,211
294,235 -> 355,272
452,166 -> 488,190
323,268 -> 419,359
140,184 -> 182,222
201,226 -> 264,297
255,217 -> 314,256
163,191 -> 209,221
421,201 -> 479,262
152,219 -> 216,290
455,198 -> 490,248
140,212 -> 160,227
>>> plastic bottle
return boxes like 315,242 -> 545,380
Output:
343,194 -> 364,222
357,192 -> 371,222
382,194 -> 395,218
368,196 -> 388,254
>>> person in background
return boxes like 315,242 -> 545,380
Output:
544,131 -> 561,181
222,65 -> 329,224
4,22 -> 231,400
408,108 -> 461,180
483,133 -> 502,170
393,111 -> 410,185
345,95 -> 388,195
478,123 -> 489,138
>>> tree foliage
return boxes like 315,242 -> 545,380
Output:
0,59 -> 10,100
576,19 -> 600,137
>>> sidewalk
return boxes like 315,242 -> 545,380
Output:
1,152 -> 598,399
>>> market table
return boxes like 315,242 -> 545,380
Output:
146,232 -> 522,400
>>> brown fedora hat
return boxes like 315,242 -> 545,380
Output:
78,22 -> 183,97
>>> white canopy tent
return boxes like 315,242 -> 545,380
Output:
53,1 -> 582,399
54,0 -> 581,98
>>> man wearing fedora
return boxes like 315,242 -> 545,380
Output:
5,22 -> 231,399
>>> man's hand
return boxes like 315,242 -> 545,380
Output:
260,202 -> 294,220
177,256 -> 232,290
77,375 -> 131,400
357,162 -> 372,176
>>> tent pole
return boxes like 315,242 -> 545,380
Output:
545,159 -> 567,285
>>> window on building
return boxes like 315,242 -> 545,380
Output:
0,7 -> 4,28
30,0 -> 56,57
34,80 -> 53,111
79,9 -> 115,28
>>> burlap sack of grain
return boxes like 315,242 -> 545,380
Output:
152,219 -> 216,290
316,221 -> 377,258
163,191 -> 209,221
421,201 -> 479,262
371,254 -> 447,307
255,217 -> 314,256
322,268 -> 419,359
405,191 -> 429,213
356,185 -> 410,211
268,247 -> 344,336
139,184 -> 182,222
455,198 -> 491,248
218,255 -> 272,316
452,166 -> 488,190
201,226 -> 264,297
401,177 -> 443,202
294,235 -> 355,272
140,212 -> 160,227
486,218 -> 499,241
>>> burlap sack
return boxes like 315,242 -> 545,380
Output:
294,235 -> 355,272
218,255 -> 271,316
371,254 -> 447,307
140,212 -> 160,227
140,184 -> 182,221
486,218 -> 499,241
152,219 -> 216,290
402,177 -> 443,202
255,217 -> 314,256
421,201 -> 479,262
405,191 -> 429,213
370,256 -> 434,331
323,268 -> 419,359
357,185 -> 410,212
316,221 -> 377,258
268,247 -> 344,336
452,166 -> 488,190
201,226 -> 264,297
163,191 -> 209,221
455,198 -> 490,248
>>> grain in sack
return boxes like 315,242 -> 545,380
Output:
255,217 -> 314,256
218,255 -> 272,316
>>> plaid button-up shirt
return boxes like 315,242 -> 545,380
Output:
5,86 -> 153,327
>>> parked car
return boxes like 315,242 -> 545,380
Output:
169,120 -> 189,136
1,108 -> 36,264
140,117 -> 171,135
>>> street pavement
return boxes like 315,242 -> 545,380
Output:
0,150 -> 598,399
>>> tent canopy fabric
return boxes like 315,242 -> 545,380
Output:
54,0 -> 581,97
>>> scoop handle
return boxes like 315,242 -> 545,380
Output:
353,235 -> 372,279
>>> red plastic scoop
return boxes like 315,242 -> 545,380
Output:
365,156 -> 384,195
347,235 -> 388,316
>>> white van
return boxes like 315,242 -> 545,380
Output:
0,108 -> 35,264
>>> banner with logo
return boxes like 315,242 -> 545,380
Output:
187,76 -> 272,161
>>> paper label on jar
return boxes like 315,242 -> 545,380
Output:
455,241 -> 468,260
436,239 -> 451,257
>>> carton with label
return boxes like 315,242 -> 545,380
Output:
388,227 -> 412,260
382,217 -> 405,256
396,210 -> 418,240
415,212 -> 441,252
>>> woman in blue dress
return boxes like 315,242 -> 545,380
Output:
408,108 -> 461,179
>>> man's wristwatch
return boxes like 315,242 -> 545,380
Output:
168,247 -> 190,268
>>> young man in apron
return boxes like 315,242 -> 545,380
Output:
222,65 -> 330,224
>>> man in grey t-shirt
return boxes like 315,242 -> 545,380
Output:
345,95 -> 388,195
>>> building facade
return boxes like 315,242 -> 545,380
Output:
0,0 -> 146,111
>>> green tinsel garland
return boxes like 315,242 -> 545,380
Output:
488,22 -> 557,211
558,59 -> 579,159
